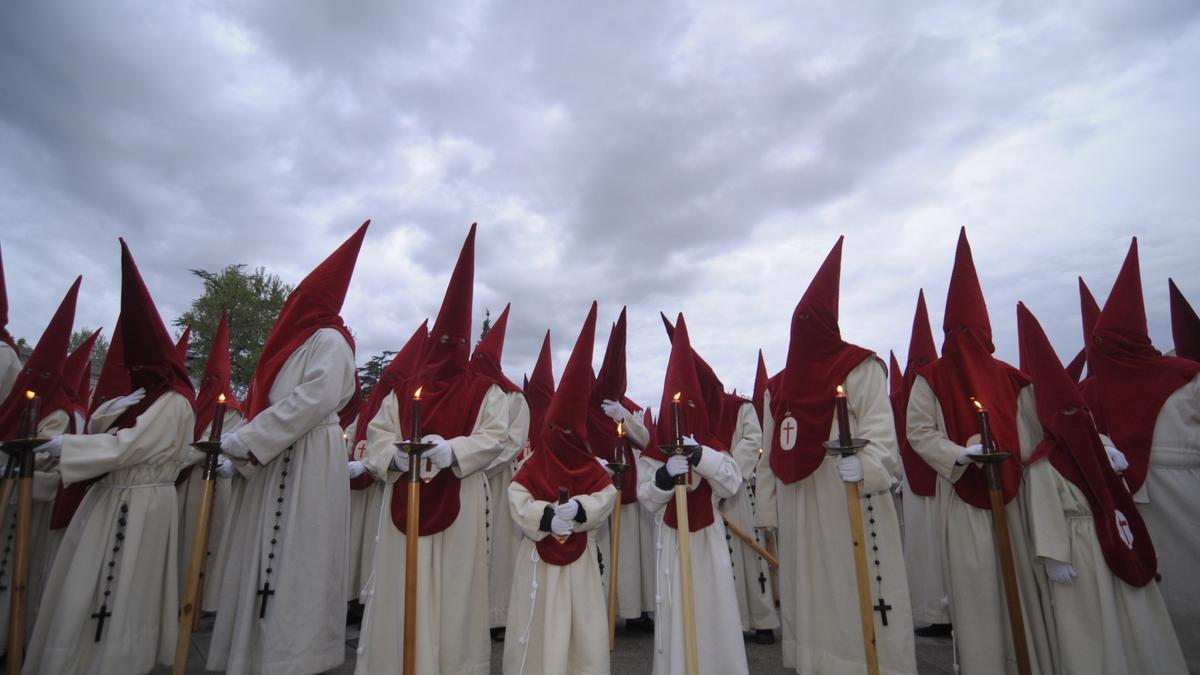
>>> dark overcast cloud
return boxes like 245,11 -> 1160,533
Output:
2,0 -> 1199,406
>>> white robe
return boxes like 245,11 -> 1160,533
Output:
502,481 -> 617,675
718,401 -> 778,632
354,385 -> 508,675
1139,373 -> 1200,672
757,359 -> 916,675
638,444 -> 748,675
24,391 -> 193,675
356,477 -> 384,602
0,409 -> 71,655
206,328 -> 356,675
176,409 -> 241,610
0,341 -> 20,402
595,407 -> 656,620
900,478 -> 949,625
1023,451 -> 1186,674
345,420 -> 368,601
487,392 -> 530,628
907,377 -> 1053,675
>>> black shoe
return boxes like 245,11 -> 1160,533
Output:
491,627 -> 506,642
914,623 -> 952,638
346,601 -> 364,626
627,615 -> 655,633
754,629 -> 776,645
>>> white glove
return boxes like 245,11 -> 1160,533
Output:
422,435 -> 454,470
665,455 -> 690,477
348,460 -> 366,479
957,443 -> 984,465
392,447 -> 411,473
220,432 -> 250,460
596,456 -> 614,475
108,387 -> 146,415
555,499 -> 579,521
837,454 -> 863,483
34,435 -> 64,459
216,457 -> 236,478
1043,558 -> 1076,585
550,515 -> 574,537
1104,445 -> 1129,473
601,399 -> 629,422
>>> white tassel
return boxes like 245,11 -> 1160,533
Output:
517,549 -> 540,675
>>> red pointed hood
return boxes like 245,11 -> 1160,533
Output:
752,349 -> 768,422
64,327 -> 101,418
244,221 -> 367,418
592,307 -> 628,404
1085,238 -> 1199,491
0,276 -> 80,439
513,302 -> 610,501
1020,302 -> 1157,586
0,244 -> 15,351
470,302 -> 520,393
419,224 -> 476,388
898,289 -> 941,497
916,228 -> 1028,508
1169,279 -> 1200,361
889,351 -> 902,398
194,310 -> 241,440
768,237 -> 874,485
175,325 -> 191,362
1079,277 -> 1102,344
90,322 -> 129,413
907,289 -> 938,371
117,240 -> 195,423
525,329 -> 556,452
353,320 -> 428,452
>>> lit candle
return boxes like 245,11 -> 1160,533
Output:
411,386 -> 423,441
671,392 -> 683,444
209,393 -> 227,442
835,385 -> 852,446
19,390 -> 40,439
972,398 -> 994,454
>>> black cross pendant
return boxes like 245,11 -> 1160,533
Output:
257,581 -> 276,619
91,603 -> 113,642
874,597 -> 892,626
758,572 -> 767,595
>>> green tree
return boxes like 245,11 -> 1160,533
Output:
357,350 -> 397,400
175,265 -> 291,397
69,327 -> 109,374
478,308 -> 491,345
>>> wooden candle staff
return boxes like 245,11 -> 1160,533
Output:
4,390 -> 42,674
659,392 -> 699,675
397,386 -> 434,675
606,421 -> 631,651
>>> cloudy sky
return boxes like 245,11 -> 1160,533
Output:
2,0 -> 1198,406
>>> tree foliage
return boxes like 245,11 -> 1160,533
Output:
357,350 -> 397,400
174,265 -> 291,397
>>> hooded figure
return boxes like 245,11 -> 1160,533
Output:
638,312 -> 748,675
588,308 -> 657,627
754,237 -> 916,674
89,322 -> 130,415
1168,279 -> 1199,362
1074,277 -> 1108,432
503,301 -> 617,675
0,277 -> 81,655
906,228 -> 1051,675
206,222 -> 365,675
895,289 -> 952,633
0,245 -> 21,401
355,224 -> 510,675
469,303 -> 533,633
26,242 -> 196,675
346,320 -> 427,603
1017,301 -> 1186,674
523,330 -> 556,461
1083,238 -> 1200,671
176,309 -> 244,611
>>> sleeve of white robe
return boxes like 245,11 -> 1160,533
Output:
88,398 -> 127,434
623,411 -> 650,451
508,482 -> 618,541
730,402 -> 763,482
847,359 -> 903,495
488,393 -> 529,471
906,375 -> 970,483
1016,384 -> 1043,462
754,389 -> 779,529
638,446 -> 742,508
58,391 -> 193,484
234,328 -> 355,465
32,409 -> 71,502
447,385 -> 510,477
1023,459 -> 1072,565
0,343 -> 19,401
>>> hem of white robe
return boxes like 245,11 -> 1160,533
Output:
221,643 -> 345,675
911,607 -> 950,625
784,639 -> 917,675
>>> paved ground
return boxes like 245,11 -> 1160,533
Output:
164,613 -> 955,673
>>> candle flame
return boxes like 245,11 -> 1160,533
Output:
972,397 -> 984,412
673,391 -> 682,402
413,386 -> 423,400
25,390 -> 36,400
218,393 -> 226,404
616,420 -> 624,436
836,385 -> 845,396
